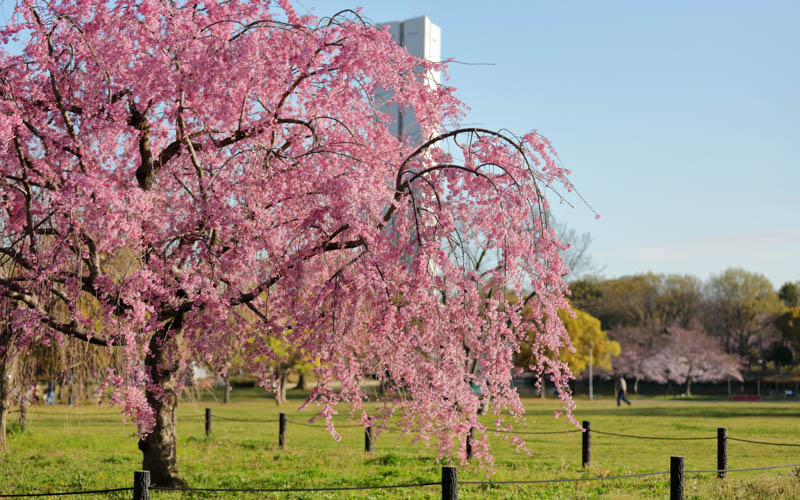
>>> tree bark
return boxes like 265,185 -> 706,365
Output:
0,326 -> 20,455
294,372 -> 306,390
686,378 -> 692,396
137,324 -> 187,488
223,375 -> 230,404
274,368 -> 288,405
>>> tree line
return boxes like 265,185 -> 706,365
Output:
561,270 -> 800,395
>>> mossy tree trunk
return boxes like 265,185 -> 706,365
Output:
0,325 -> 19,454
138,320 -> 188,488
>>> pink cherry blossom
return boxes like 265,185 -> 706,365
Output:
0,0 -> 578,482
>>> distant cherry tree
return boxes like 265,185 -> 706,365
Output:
610,327 -> 742,396
657,328 -> 743,395
0,0 -> 579,484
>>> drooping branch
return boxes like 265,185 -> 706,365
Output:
0,281 -> 122,346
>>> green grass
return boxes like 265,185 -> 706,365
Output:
3,391 -> 800,498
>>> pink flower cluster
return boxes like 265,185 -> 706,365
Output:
0,0 -> 579,466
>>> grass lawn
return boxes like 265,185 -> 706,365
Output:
3,390 -> 800,498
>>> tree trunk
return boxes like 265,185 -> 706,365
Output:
634,377 -> 640,395
294,372 -> 306,390
280,371 -> 288,403
0,389 -> 10,455
273,366 -> 288,406
223,375 -> 230,404
686,378 -> 692,396
137,326 -> 187,488
0,326 -> 20,455
540,378 -> 546,399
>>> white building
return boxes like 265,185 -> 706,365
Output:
380,16 -> 442,143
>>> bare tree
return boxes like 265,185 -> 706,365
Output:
550,215 -> 603,280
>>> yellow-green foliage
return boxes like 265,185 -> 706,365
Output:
776,307 -> 800,347
513,298 -> 619,376
558,307 -> 620,375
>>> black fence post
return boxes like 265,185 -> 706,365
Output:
133,470 -> 150,500
442,466 -> 457,500
279,413 -> 286,449
466,427 -> 474,460
365,425 -> 374,453
717,427 -> 727,479
19,405 -> 26,433
205,408 -> 212,437
670,456 -> 684,500
582,420 -> 591,468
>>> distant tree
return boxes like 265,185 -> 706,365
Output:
703,269 -> 784,362
660,274 -> 704,329
610,327 -> 743,395
606,326 -> 670,394
778,282 -> 800,308
775,307 -> 800,356
515,304 -> 618,399
567,278 -> 602,304
575,273 -> 702,333
657,328 -> 743,396
551,216 -> 603,280
764,341 -> 794,369
556,307 -> 619,376
574,273 -> 703,394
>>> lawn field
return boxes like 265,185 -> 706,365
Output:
3,391 -> 800,498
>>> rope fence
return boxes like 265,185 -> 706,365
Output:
4,459 -> 800,499
6,408 -> 800,499
151,481 -> 441,493
0,487 -> 132,498
460,470 -> 671,485
728,437 -> 800,447
591,429 -> 716,440
495,428 -> 582,435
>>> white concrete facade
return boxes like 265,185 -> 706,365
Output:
380,16 -> 442,142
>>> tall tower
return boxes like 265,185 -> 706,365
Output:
381,16 -> 442,143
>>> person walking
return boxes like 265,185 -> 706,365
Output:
45,381 -> 56,406
616,376 -> 631,406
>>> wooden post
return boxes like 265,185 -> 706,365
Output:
279,412 -> 286,449
365,425 -> 374,453
442,466 -> 457,500
19,405 -> 26,433
205,408 -> 212,437
582,420 -> 591,468
466,427 -> 474,460
670,456 -> 684,500
133,470 -> 150,500
717,427 -> 727,479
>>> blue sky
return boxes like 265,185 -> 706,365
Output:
3,1 -> 797,287
294,0 -> 799,287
